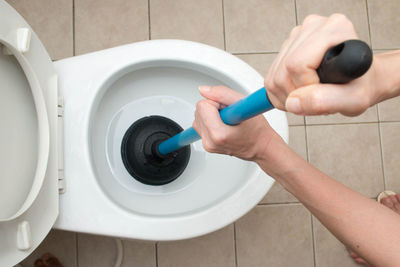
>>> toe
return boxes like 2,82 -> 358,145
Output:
41,253 -> 63,267
391,195 -> 400,214
381,196 -> 395,209
354,257 -> 368,265
34,259 -> 46,267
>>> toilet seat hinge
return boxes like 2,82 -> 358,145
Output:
58,96 -> 65,194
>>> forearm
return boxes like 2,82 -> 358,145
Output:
374,50 -> 400,103
256,136 -> 400,266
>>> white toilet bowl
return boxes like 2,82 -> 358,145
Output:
0,1 -> 288,265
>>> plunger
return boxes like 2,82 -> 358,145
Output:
121,40 -> 372,186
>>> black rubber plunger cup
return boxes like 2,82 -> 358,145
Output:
121,116 -> 190,185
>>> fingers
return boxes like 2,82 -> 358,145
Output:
265,13 -> 360,115
193,99 -> 231,153
198,85 -> 244,106
286,83 -> 370,116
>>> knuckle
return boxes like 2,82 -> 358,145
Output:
353,90 -> 370,111
203,141 -> 216,153
289,25 -> 301,37
328,13 -> 352,28
196,100 -> 207,111
329,13 -> 348,22
210,131 -> 228,146
273,70 -> 290,89
302,14 -> 323,26
285,56 -> 303,75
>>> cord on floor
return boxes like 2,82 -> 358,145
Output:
114,238 -> 124,267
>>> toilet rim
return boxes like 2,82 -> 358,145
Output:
0,36 -> 50,222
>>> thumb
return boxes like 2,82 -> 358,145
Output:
285,83 -> 366,116
199,85 -> 244,106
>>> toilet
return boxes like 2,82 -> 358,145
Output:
0,1 -> 288,265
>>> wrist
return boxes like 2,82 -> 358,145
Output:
372,51 -> 400,103
254,134 -> 302,180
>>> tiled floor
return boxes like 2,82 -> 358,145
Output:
7,0 -> 400,266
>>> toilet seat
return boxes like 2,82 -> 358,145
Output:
0,1 -> 60,266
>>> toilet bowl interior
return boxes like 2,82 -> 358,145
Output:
89,60 -> 257,217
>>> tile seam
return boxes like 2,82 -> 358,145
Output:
72,0 -> 75,56
233,223 -> 238,267
310,215 -> 317,267
233,51 -> 278,55
222,0 -> 227,51
155,242 -> 158,267
148,0 -> 151,40
76,232 -> 79,267
378,122 -> 387,190
364,0 -> 373,46
306,121 -> 380,127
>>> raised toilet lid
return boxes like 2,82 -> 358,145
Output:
0,1 -> 59,266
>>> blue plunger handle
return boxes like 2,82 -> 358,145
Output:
158,87 -> 273,155
158,39 -> 373,155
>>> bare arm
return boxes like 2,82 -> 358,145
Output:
192,14 -> 400,267
256,136 -> 400,267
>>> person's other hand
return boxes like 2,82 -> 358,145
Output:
192,86 -> 282,161
265,14 -> 384,116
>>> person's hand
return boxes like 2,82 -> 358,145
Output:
265,14 -> 385,116
192,86 -> 282,161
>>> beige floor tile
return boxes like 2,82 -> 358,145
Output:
236,204 -> 313,267
368,0 -> 400,49
296,0 -> 370,44
380,122 -> 400,191
262,125 -> 307,203
307,123 -> 384,197
21,229 -> 77,267
75,0 -> 149,55
235,53 -> 305,125
157,225 -> 235,267
313,216 -> 359,267
224,0 -> 296,53
306,105 -> 378,125
77,233 -> 155,267
287,112 -> 305,125
235,53 -> 276,76
6,0 -> 73,60
150,0 -> 224,50
378,96 -> 400,122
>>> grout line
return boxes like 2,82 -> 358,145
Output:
148,0 -> 152,40
75,232 -> 79,267
365,0 -> 373,47
305,121 -> 380,127
233,223 -> 238,267
72,0 -> 76,56
379,121 -> 400,124
376,101 -> 387,189
258,202 -> 301,206
377,121 -> 387,189
222,0 -> 227,51
305,123 -> 312,164
294,0 -> 299,25
155,242 -> 158,267
304,123 -> 310,163
310,215 -> 317,267
232,51 -> 278,55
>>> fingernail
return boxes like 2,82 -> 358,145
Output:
286,97 -> 302,114
199,86 -> 211,93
